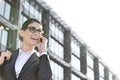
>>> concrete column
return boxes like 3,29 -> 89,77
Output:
112,75 -> 118,80
7,30 -> 17,51
10,0 -> 20,24
64,28 -> 71,80
9,0 -> 21,50
42,10 -> 50,39
94,58 -> 99,80
80,45 -> 87,74
104,68 -> 109,80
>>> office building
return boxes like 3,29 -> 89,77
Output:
0,0 -> 119,80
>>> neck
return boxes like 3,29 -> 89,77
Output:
21,42 -> 35,52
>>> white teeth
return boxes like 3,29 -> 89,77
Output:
31,38 -> 38,40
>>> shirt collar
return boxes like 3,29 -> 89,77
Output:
19,48 -> 36,54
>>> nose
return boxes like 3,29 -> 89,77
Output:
34,31 -> 40,35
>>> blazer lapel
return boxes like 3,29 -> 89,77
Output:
18,53 -> 38,79
10,49 -> 19,79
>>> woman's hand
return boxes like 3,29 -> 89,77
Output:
0,51 -> 12,65
37,36 -> 48,53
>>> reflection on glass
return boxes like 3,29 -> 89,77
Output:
50,60 -> 64,80
0,1 -> 11,20
29,4 -> 34,15
99,63 -> 104,78
50,22 -> 64,43
71,41 -> 80,57
72,74 -> 81,80
0,29 -> 8,51
109,72 -> 113,80
87,52 -> 93,68
71,54 -> 80,71
100,77 -> 104,80
87,67 -> 94,80
4,3 -> 11,20
23,1 -> 29,10
0,0 -> 5,15
49,37 -> 64,59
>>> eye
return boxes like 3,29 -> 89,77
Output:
29,27 -> 36,33
38,29 -> 42,32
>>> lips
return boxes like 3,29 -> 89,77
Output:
31,37 -> 39,41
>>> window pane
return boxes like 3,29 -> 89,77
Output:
23,1 -> 29,10
29,4 -> 34,15
50,60 -> 64,80
50,21 -> 64,44
20,15 -> 27,28
71,54 -> 80,71
0,29 -> 8,51
109,72 -> 113,80
72,74 -> 81,80
87,53 -> 93,68
49,37 -> 64,59
71,41 -> 80,57
0,0 -> 5,15
99,63 -> 104,78
87,67 -> 94,80
4,3 -> 11,20
100,77 -> 104,80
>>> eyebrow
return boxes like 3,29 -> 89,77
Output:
28,26 -> 42,30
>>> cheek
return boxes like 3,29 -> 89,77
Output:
23,32 -> 31,40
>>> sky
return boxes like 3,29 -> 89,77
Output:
44,0 -> 120,78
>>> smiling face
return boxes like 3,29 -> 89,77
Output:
20,22 -> 43,46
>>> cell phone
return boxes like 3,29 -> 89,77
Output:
35,38 -> 42,51
40,38 -> 42,43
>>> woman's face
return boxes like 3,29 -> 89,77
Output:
20,22 -> 43,46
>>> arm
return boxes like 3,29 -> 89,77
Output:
0,51 -> 12,65
0,51 -> 12,78
37,36 -> 52,80
38,54 -> 52,80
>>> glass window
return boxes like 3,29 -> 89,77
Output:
49,37 -> 64,59
0,27 -> 8,51
50,22 -> 55,35
0,1 -> 11,20
18,15 -> 27,48
29,4 -> 34,15
50,20 -> 64,44
109,72 -> 113,80
87,52 -> 93,68
99,63 -> 104,78
87,67 -> 94,80
71,54 -> 80,71
23,1 -> 29,10
71,40 -> 80,57
34,10 -> 39,19
4,2 -> 11,20
100,77 -> 104,80
19,14 -> 27,28
0,0 -> 5,16
50,60 -> 64,80
22,1 -> 42,21
72,74 -> 81,80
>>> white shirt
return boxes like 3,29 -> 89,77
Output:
15,48 -> 47,78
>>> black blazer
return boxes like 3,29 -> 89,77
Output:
0,49 -> 52,80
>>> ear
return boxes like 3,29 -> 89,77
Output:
19,30 -> 24,37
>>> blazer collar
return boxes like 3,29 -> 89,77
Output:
17,52 -> 39,79
10,49 -> 19,79
10,49 -> 39,80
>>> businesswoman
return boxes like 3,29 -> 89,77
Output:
0,18 -> 52,80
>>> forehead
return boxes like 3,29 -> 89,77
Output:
28,22 -> 42,29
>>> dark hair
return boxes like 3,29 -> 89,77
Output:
20,18 -> 42,41
21,18 -> 42,30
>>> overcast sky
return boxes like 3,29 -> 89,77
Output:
44,0 -> 120,78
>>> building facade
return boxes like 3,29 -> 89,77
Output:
0,0 -> 119,80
